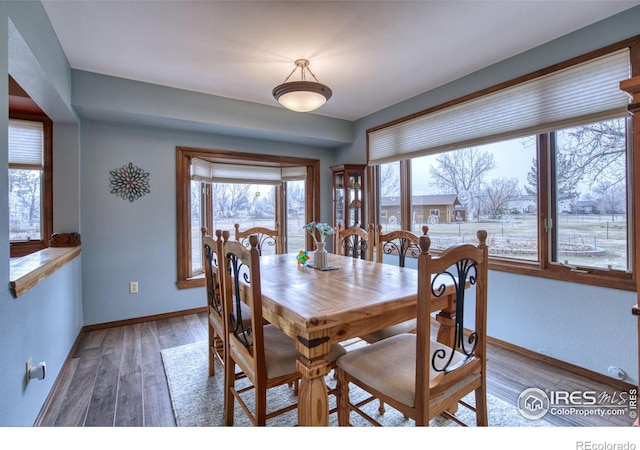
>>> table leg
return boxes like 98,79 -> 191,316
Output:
436,307 -> 456,347
296,357 -> 332,426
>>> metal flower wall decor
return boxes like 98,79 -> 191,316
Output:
109,162 -> 151,202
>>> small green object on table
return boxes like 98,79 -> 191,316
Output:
297,250 -> 310,266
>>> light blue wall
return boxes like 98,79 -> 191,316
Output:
0,1 -> 82,426
53,123 -> 81,231
2,0 -> 640,427
80,120 -> 337,325
337,7 -> 640,385
71,69 -> 353,149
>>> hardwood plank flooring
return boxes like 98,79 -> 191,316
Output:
38,312 -> 635,427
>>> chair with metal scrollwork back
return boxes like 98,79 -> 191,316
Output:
234,222 -> 283,256
360,225 -> 427,415
222,235 -> 346,426
335,223 -> 374,260
375,225 -> 429,267
361,225 -> 430,345
201,228 -> 228,377
335,230 -> 489,426
201,228 -> 251,378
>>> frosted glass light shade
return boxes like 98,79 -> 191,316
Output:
272,80 -> 332,112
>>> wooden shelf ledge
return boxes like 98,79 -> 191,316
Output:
10,246 -> 81,298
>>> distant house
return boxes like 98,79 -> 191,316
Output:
380,194 -> 465,224
558,199 -> 572,213
574,200 -> 599,214
509,194 -> 537,214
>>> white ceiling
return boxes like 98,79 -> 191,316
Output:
41,0 -> 640,121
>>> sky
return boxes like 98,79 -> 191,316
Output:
410,137 -> 534,196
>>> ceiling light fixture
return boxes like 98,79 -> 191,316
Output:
272,59 -> 332,113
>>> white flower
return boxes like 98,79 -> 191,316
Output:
304,221 -> 335,244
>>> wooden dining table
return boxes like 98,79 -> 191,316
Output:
258,251 -> 459,426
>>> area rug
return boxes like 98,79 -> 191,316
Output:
161,340 -> 550,427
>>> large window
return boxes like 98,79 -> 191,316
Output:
368,38 -> 638,290
409,137 -> 539,262
176,147 -> 320,289
551,118 -> 628,272
9,115 -> 52,257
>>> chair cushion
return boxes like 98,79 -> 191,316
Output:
336,333 -> 465,407
360,318 -> 417,343
263,325 -> 346,379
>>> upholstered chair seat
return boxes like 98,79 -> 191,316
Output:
241,324 -> 346,380
337,334 -> 467,406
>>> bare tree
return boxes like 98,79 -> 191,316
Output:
8,169 -> 41,236
287,182 -> 305,206
428,147 -> 495,217
380,163 -> 400,198
213,183 -> 251,218
482,177 -> 520,219
286,181 -> 306,226
429,148 -> 495,195
558,119 -> 626,191
525,118 -> 625,199
593,181 -> 626,221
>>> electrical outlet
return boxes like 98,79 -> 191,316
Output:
129,281 -> 138,294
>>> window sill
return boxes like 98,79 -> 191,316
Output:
10,240 -> 46,258
177,274 -> 204,289
489,258 -> 635,292
10,246 -> 81,298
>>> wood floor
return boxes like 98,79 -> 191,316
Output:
37,311 -> 636,427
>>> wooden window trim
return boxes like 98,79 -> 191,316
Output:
176,146 -> 320,289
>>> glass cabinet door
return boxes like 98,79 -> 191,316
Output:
331,164 -> 366,230
334,172 -> 345,228
347,173 -> 362,227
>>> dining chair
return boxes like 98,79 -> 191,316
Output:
234,223 -> 295,393
375,225 -> 429,267
222,235 -> 346,426
334,223 -> 374,260
335,230 -> 489,426
201,228 -> 251,377
361,225 -> 430,345
359,225 -> 427,414
234,222 -> 284,256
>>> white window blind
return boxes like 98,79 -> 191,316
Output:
368,49 -> 631,165
281,166 -> 307,181
191,158 -> 306,184
9,119 -> 44,169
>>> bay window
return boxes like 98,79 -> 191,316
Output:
176,146 -> 319,288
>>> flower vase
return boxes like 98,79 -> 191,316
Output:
314,242 -> 328,268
